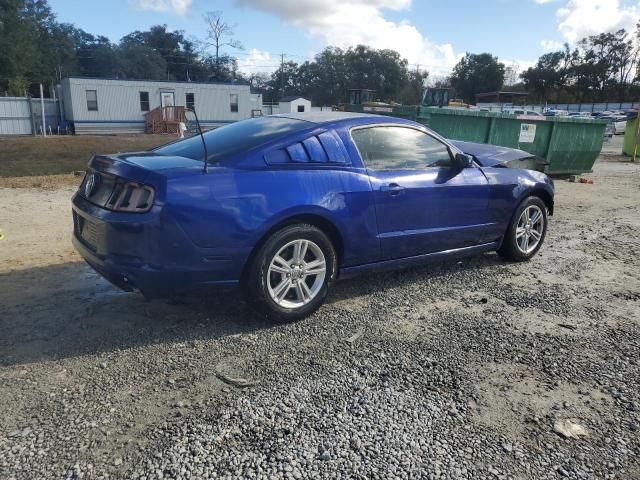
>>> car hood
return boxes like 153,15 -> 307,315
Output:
450,140 -> 531,167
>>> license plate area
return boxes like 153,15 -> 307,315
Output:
74,212 -> 99,251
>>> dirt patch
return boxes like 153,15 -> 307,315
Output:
471,362 -> 613,441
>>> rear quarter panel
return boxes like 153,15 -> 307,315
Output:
163,161 -> 380,269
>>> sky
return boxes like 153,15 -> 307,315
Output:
48,0 -> 640,78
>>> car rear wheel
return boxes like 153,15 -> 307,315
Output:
245,224 -> 337,322
498,196 -> 548,262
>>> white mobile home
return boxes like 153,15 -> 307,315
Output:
59,77 -> 261,135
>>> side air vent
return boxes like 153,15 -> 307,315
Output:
264,131 -> 348,166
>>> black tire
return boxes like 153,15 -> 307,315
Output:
244,224 -> 337,322
498,196 -> 548,262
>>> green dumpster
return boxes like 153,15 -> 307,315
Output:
417,108 -> 606,175
345,105 -> 606,175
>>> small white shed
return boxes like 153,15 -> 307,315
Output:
278,96 -> 311,114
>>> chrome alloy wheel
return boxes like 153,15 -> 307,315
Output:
267,239 -> 327,309
515,205 -> 544,254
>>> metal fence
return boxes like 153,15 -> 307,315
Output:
476,101 -> 640,113
0,96 -> 61,135
543,102 -> 640,112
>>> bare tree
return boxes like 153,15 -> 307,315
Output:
203,11 -> 243,79
503,62 -> 520,86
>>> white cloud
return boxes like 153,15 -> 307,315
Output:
535,0 -> 560,4
555,0 -> 639,43
129,0 -> 192,16
238,49 -> 280,75
540,39 -> 564,50
235,0 -> 461,76
505,59 -> 537,72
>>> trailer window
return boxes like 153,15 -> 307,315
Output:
186,93 -> 195,110
139,91 -> 150,112
230,94 -> 239,113
86,90 -> 98,111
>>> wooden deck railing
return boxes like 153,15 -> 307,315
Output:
144,106 -> 186,134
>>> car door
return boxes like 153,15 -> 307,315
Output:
351,125 -> 493,260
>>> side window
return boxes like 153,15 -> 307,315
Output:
86,90 -> 98,111
139,91 -> 150,111
230,94 -> 239,113
351,126 -> 452,170
186,93 -> 195,110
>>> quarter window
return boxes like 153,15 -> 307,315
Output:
186,93 -> 195,110
230,94 -> 239,113
86,90 -> 98,111
351,126 -> 452,170
139,91 -> 150,111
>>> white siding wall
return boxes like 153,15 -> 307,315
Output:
61,78 -> 257,134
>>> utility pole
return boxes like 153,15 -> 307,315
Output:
40,83 -> 46,137
280,53 -> 285,101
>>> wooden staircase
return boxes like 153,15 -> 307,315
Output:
144,106 -> 186,134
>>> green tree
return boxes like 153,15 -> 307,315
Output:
202,53 -> 240,82
301,46 -> 349,106
269,60 -> 301,100
450,53 -> 505,104
118,43 -> 167,80
521,46 -> 573,102
120,25 -> 196,81
263,45 -> 427,106
0,0 -> 71,86
523,28 -> 638,103
7,76 -> 28,96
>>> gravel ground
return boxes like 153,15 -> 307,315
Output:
1,150 -> 639,479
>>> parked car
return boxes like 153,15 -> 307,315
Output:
72,113 -> 555,321
502,109 -> 544,117
543,109 -> 569,117
600,115 -> 627,134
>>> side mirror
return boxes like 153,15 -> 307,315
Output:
453,153 -> 474,169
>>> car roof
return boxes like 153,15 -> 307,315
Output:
272,111 -> 400,125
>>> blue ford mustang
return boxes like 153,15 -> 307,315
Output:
72,112 -> 554,321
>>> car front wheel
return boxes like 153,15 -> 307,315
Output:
498,196 -> 548,262
245,224 -> 337,322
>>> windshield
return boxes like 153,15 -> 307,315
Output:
154,116 -> 312,162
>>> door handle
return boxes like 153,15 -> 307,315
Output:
381,183 -> 405,195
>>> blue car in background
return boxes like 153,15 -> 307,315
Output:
72,112 -> 554,322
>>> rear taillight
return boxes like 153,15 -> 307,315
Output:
107,181 -> 155,212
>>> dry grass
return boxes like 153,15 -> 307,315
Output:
0,134 -> 174,177
0,174 -> 83,189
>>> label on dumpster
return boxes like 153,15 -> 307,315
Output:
519,123 -> 537,143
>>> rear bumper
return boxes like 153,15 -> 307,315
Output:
71,194 -> 245,298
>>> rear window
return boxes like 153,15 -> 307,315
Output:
154,116 -> 312,163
